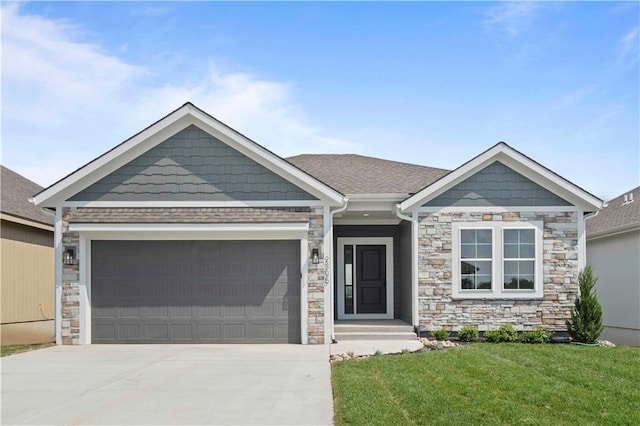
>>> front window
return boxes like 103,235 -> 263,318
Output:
452,221 -> 543,299
503,229 -> 535,290
460,229 -> 492,290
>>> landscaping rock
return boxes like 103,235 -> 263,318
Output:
420,337 -> 459,350
597,340 -> 616,347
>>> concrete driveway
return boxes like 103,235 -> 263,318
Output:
1,344 -> 333,425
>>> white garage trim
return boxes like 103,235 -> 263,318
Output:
75,223 -> 310,345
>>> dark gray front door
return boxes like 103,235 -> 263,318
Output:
356,245 -> 387,314
91,240 -> 300,343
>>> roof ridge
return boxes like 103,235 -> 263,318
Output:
285,153 -> 449,171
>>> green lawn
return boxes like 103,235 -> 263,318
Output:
1,342 -> 54,357
332,344 -> 640,425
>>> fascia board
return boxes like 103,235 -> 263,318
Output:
33,108 -> 192,207
67,222 -> 310,240
345,193 -> 409,200
346,199 -> 398,211
399,144 -> 603,212
0,213 -> 55,231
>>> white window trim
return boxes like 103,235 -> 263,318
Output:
452,221 -> 544,299
336,237 -> 394,320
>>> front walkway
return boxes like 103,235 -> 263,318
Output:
1,344 -> 333,425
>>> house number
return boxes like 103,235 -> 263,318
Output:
323,257 -> 330,287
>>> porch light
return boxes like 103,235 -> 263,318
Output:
63,247 -> 76,265
311,248 -> 320,264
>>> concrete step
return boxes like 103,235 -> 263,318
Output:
334,324 -> 414,333
334,331 -> 418,341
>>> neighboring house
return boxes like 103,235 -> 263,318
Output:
586,187 -> 640,346
33,103 -> 603,345
1,166 -> 55,345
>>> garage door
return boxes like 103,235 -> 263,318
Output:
91,240 -> 301,343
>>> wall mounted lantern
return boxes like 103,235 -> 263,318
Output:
311,248 -> 320,264
63,247 -> 76,265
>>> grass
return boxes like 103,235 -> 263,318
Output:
1,342 -> 55,357
332,344 -> 640,425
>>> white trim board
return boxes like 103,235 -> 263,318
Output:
68,223 -> 310,239
336,237 -> 394,320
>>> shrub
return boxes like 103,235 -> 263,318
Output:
521,328 -> 553,344
484,325 -> 518,343
457,326 -> 479,342
566,265 -> 603,343
431,328 -> 450,340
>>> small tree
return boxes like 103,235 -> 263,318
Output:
566,265 -> 603,343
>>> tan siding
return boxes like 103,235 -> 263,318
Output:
1,220 -> 54,324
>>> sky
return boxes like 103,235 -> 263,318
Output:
1,1 -> 638,201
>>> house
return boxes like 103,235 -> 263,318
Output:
586,187 -> 640,346
1,166 -> 55,345
32,103 -> 603,345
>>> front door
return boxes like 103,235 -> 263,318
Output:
356,245 -> 386,314
337,237 -> 393,319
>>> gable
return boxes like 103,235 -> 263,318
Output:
69,125 -> 317,202
423,161 -> 571,207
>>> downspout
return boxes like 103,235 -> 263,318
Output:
581,202 -> 607,273
328,197 -> 349,343
394,205 -> 418,333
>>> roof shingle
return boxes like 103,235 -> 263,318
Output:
586,186 -> 640,236
287,154 -> 449,195
66,207 -> 311,224
1,166 -> 54,226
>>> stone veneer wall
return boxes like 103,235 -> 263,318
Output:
306,206 -> 326,344
61,208 -> 81,344
418,211 -> 579,332
59,207 -> 327,345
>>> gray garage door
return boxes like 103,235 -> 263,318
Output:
91,240 -> 301,343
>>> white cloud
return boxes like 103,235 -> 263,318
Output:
484,2 -> 537,37
619,26 -> 639,65
0,4 -> 360,187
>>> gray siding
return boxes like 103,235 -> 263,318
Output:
399,221 -> 413,324
70,125 -> 316,202
425,161 -> 571,207
333,225 -> 402,319
589,230 -> 640,346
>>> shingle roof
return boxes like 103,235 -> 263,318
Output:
287,154 -> 449,195
586,186 -> 640,236
66,207 -> 311,224
1,166 -> 54,226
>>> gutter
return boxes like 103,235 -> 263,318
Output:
394,204 -> 413,222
